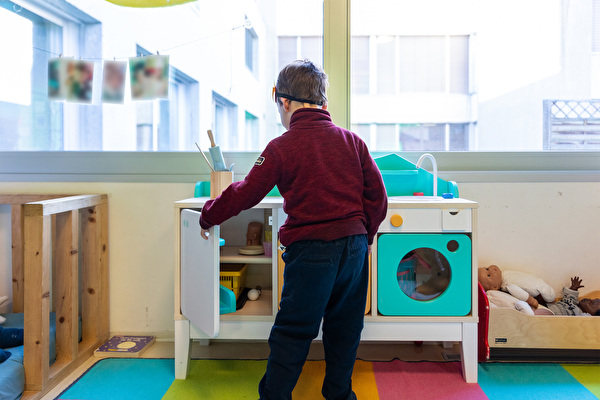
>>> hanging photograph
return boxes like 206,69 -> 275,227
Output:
129,55 -> 169,100
48,57 -> 72,101
66,59 -> 94,103
102,60 -> 127,104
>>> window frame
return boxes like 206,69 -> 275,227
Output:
0,0 -> 598,183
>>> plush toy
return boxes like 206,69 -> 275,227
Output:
485,289 -> 535,316
0,296 -> 7,324
478,265 -> 556,309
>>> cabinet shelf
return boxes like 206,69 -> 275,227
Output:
220,246 -> 272,264
222,289 -> 273,317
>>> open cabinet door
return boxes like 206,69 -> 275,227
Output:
180,209 -> 220,337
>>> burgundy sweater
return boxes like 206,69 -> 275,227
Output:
199,108 -> 388,246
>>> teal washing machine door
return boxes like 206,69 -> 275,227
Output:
377,233 -> 472,316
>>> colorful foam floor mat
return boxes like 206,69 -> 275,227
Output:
55,358 -> 600,400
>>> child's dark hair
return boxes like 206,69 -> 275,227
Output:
275,59 -> 328,106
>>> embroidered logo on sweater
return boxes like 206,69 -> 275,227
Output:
255,156 -> 265,166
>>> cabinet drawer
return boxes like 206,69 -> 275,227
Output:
379,209 -> 442,232
379,208 -> 473,233
442,209 -> 472,231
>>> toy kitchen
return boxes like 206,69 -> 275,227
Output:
174,153 -> 479,382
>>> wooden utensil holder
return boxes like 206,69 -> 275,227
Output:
210,171 -> 233,199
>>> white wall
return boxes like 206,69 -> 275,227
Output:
461,181 -> 600,294
1,178 -> 598,336
0,181 -> 191,337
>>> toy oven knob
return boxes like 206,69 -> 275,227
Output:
390,214 -> 403,227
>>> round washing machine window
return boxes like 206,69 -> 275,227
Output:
396,248 -> 451,300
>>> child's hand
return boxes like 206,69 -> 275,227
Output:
200,228 -> 210,240
570,276 -> 584,291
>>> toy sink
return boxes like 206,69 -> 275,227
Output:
374,154 -> 459,198
195,153 -> 458,199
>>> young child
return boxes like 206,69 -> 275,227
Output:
199,59 -> 388,400
548,276 -> 600,316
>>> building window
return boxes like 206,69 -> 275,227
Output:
0,1 -> 63,150
245,21 -> 258,74
351,123 -> 372,145
351,36 -> 370,95
376,36 -> 395,94
278,36 -> 323,71
449,36 -> 470,94
399,124 -> 445,151
594,0 -> 600,52
376,124 -> 398,150
213,92 -> 238,150
135,46 -> 199,151
245,111 -> 259,150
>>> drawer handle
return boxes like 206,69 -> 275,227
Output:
390,214 -> 403,227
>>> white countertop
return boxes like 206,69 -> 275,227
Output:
175,196 -> 478,209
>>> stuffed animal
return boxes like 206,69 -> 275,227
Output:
0,296 -> 7,324
485,289 -> 555,316
485,289 -> 535,316
478,265 -> 556,309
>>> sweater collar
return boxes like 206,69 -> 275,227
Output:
288,108 -> 332,129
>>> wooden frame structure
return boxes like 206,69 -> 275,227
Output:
0,194 -> 109,399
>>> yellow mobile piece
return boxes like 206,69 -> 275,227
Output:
105,0 -> 195,7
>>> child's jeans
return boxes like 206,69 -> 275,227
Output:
259,234 -> 368,400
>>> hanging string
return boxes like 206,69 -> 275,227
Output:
30,22 -> 247,61
159,23 -> 245,53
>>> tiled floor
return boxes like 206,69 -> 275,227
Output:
41,340 -> 461,399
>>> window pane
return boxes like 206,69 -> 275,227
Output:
399,124 -> 445,151
300,37 -> 322,65
375,124 -> 398,150
449,36 -> 469,94
376,37 -> 395,94
595,0 -> 600,52
449,123 -> 470,151
351,36 -> 369,95
351,123 -> 372,144
398,36 -> 445,93
245,25 -> 258,73
351,0 -> 598,151
0,2 -> 63,151
1,0 -> 323,151
278,37 -> 297,71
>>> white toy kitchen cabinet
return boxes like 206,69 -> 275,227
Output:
174,196 -> 479,382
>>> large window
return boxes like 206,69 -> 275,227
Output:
351,0 -> 599,151
0,0 -> 324,152
0,0 -> 597,153
0,1 -> 63,150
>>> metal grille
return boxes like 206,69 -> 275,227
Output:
550,100 -> 600,119
543,100 -> 600,150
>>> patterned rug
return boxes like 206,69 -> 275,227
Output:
55,358 -> 600,400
